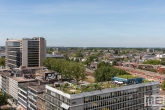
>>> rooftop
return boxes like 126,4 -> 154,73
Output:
29,84 -> 46,92
46,54 -> 64,58
12,76 -> 36,82
46,81 -> 159,99
19,81 -> 46,93
0,72 -> 11,77
0,71 -> 37,82
48,75 -> 150,95
49,81 -> 119,94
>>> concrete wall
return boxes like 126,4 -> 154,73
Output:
70,105 -> 84,110
9,78 -> 18,100
70,97 -> 84,110
70,97 -> 84,106
22,40 -> 28,67
6,77 -> 9,94
152,84 -> 159,94
39,38 -> 46,67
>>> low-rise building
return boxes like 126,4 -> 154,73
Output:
28,82 -> 46,110
18,81 -> 46,110
9,76 -> 37,106
46,54 -> 64,59
45,78 -> 159,110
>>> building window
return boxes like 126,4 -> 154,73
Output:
72,102 -> 76,104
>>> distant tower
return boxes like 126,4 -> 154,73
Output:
5,37 -> 46,68
147,48 -> 154,53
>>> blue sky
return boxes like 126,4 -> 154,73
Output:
0,0 -> 165,47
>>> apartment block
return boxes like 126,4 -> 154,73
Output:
18,81 -> 47,110
0,67 -> 46,107
1,72 -> 10,94
9,76 -> 37,106
6,37 -> 46,68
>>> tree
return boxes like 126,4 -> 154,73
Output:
0,91 -> 8,106
75,58 -> 79,62
46,47 -> 54,54
71,63 -> 85,84
76,52 -> 83,57
143,59 -> 161,65
112,61 -> 117,66
0,57 -> 5,67
94,63 -> 129,82
161,81 -> 165,91
43,58 -> 86,84
114,49 -> 119,54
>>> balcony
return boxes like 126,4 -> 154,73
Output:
28,95 -> 36,102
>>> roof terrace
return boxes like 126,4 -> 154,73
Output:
49,81 -> 119,94
48,75 -> 151,94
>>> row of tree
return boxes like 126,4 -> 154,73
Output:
43,58 -> 85,84
143,59 -> 165,66
94,62 -> 129,82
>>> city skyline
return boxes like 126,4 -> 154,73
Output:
0,0 -> 165,47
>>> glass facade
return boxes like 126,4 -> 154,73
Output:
28,41 -> 39,67
6,41 -> 21,68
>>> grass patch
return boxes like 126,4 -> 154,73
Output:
117,75 -> 139,79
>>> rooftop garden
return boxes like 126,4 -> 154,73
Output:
143,79 -> 152,83
49,81 -> 121,94
49,75 -> 153,94
116,75 -> 139,79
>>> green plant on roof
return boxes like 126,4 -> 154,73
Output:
94,83 -> 99,90
143,79 -> 151,83
117,75 -> 139,79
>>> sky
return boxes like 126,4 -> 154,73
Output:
0,0 -> 165,47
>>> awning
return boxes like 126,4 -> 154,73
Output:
61,103 -> 70,109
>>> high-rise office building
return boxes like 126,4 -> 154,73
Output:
6,37 -> 46,68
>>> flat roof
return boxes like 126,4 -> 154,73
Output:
12,77 -> 36,82
46,81 -> 159,99
19,81 -> 46,92
0,72 -> 10,77
19,81 -> 38,88
46,75 -> 150,96
46,54 -> 64,58
29,84 -> 46,92
20,67 -> 47,70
